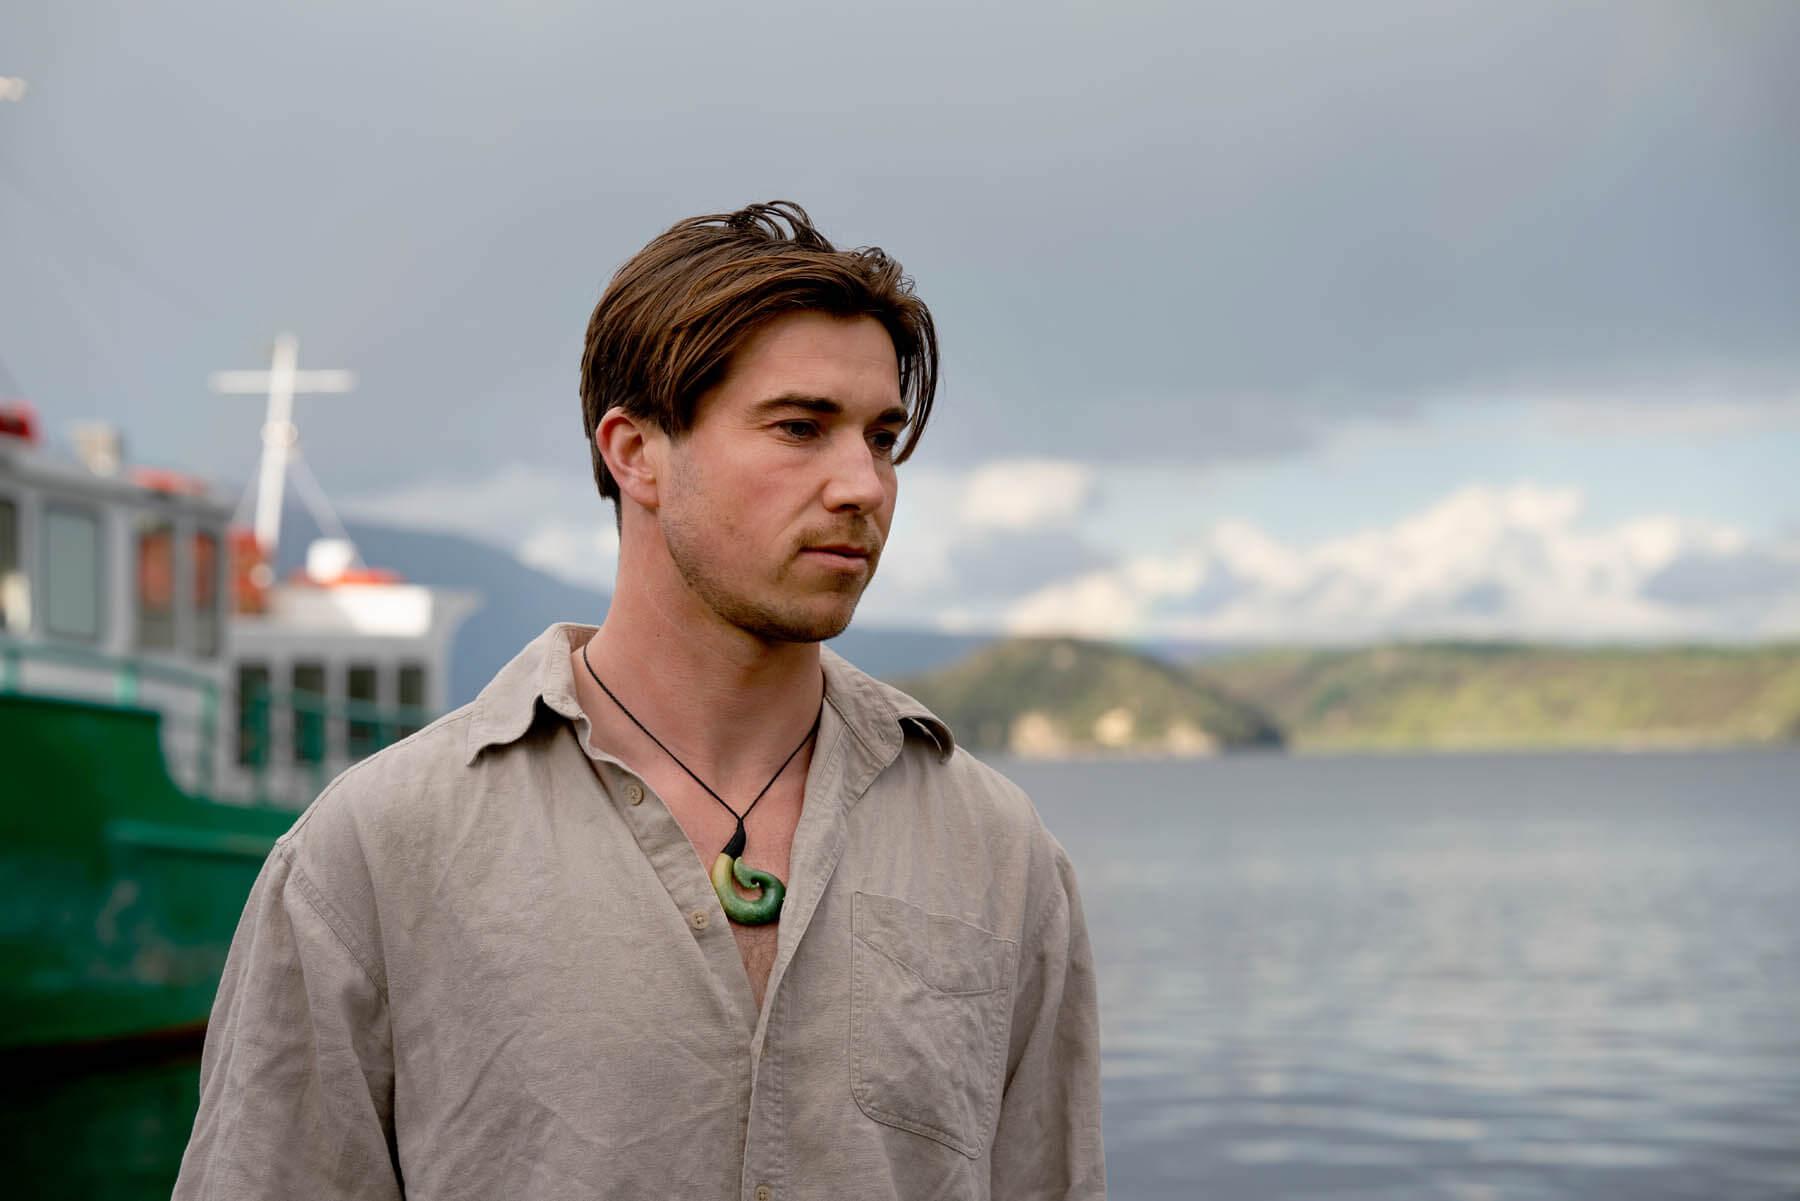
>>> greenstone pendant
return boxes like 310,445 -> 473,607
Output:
709,822 -> 784,924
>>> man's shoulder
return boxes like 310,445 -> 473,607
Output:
822,644 -> 957,761
828,650 -> 1040,818
865,701 -> 1050,854
278,699 -> 486,860
934,742 -> 1035,812
858,693 -> 1080,942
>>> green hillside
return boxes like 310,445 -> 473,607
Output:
891,637 -> 1283,757
1199,642 -> 1800,751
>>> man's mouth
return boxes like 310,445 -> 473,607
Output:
802,544 -> 874,566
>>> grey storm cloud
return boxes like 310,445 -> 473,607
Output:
1644,548 -> 1800,608
943,530 -> 1113,601
2,0 -> 1796,494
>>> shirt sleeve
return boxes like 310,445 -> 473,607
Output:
990,839 -> 1108,1199
173,842 -> 401,1201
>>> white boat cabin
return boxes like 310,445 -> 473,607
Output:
0,401 -> 478,806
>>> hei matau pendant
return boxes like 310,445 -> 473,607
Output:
710,822 -> 784,924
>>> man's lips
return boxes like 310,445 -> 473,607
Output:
803,545 -> 874,561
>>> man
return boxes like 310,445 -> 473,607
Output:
175,201 -> 1105,1200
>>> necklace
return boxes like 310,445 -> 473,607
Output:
581,639 -> 818,925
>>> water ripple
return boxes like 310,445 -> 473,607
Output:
1007,749 -> 1800,1201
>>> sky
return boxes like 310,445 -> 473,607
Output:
4,0 -> 1798,642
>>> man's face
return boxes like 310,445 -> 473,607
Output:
656,310 -> 905,644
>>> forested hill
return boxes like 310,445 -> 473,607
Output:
1198,642 -> 1800,751
891,637 -> 1284,757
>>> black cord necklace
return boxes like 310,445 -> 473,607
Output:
581,639 -> 818,925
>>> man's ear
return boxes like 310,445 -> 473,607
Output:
596,407 -> 664,514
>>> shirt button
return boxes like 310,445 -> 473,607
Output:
689,909 -> 709,930
754,1187 -> 772,1201
625,782 -> 644,805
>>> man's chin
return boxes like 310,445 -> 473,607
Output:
739,598 -> 861,645
779,611 -> 858,645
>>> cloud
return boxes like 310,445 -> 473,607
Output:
341,461 -> 1800,642
1003,549 -> 1209,639
1543,397 -> 1800,439
944,530 -> 1111,600
1000,483 -> 1800,642
1496,378 -> 1800,439
342,464 -> 619,590
1643,546 -> 1800,607
957,459 -> 1096,531
516,523 -> 620,591
858,458 -> 1105,623
343,455 -> 1100,603
10,0 -> 1798,485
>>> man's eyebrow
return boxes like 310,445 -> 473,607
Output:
753,393 -> 910,426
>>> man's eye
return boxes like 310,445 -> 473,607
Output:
778,421 -> 818,439
871,431 -> 900,455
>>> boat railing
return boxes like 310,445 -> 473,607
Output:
0,633 -> 433,807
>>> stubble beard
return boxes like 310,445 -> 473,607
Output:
662,495 -> 874,646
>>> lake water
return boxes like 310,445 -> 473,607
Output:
14,749 -> 1800,1199
1008,748 -> 1800,1201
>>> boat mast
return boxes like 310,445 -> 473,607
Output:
209,333 -> 355,558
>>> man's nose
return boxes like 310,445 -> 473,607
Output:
822,434 -> 888,513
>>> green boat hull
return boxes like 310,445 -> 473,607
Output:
0,692 -> 299,1051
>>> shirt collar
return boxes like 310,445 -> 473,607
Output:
462,621 -> 955,768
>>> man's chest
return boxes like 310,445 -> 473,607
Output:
650,770 -> 805,1010
387,783 -> 1030,1200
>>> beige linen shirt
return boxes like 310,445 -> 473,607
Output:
175,622 -> 1105,1200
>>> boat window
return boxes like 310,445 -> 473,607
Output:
398,662 -> 426,739
43,503 -> 103,642
292,661 -> 326,764
236,662 -> 271,767
346,662 -> 379,760
0,496 -> 25,632
193,529 -> 221,658
135,516 -> 177,651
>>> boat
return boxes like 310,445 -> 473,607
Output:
0,338 -> 480,1054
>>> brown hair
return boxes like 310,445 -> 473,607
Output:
579,200 -> 938,517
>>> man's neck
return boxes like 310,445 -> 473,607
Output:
574,586 -> 825,789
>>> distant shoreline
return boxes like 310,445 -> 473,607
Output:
897,637 -> 1800,760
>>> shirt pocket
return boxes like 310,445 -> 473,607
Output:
849,889 -> 1018,1159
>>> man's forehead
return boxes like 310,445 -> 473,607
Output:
704,312 -> 906,420
729,311 -> 896,371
